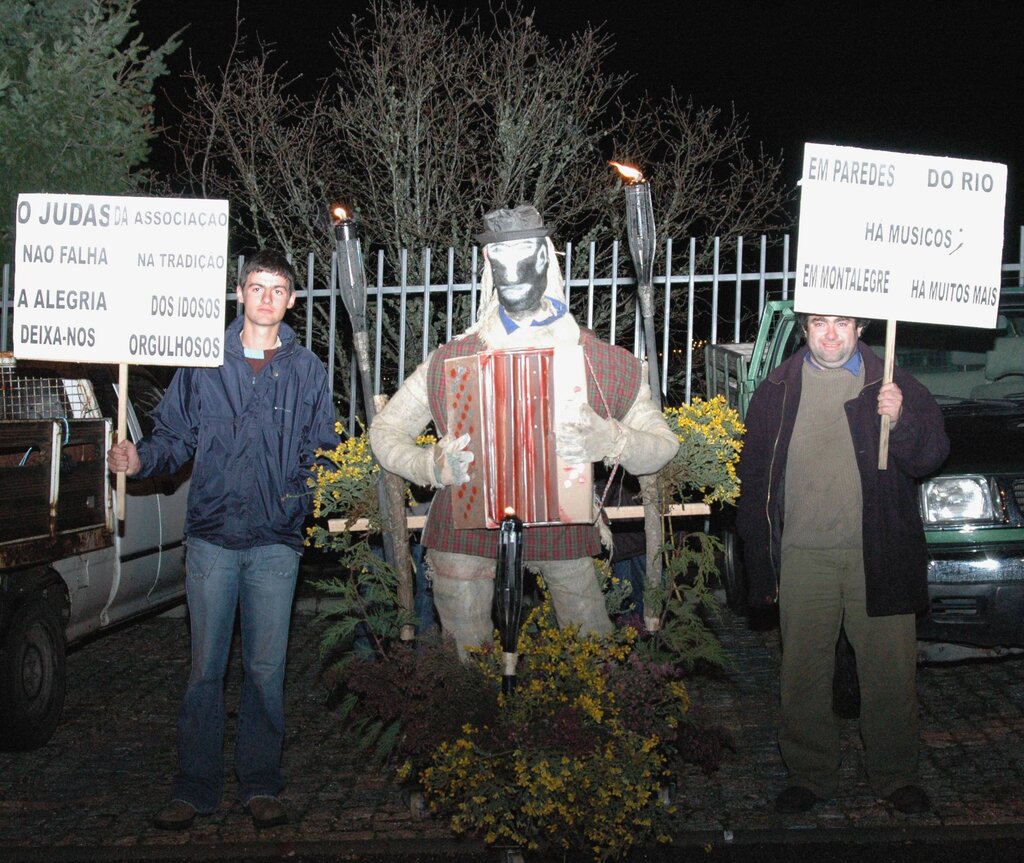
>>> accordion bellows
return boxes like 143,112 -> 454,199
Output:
445,346 -> 594,529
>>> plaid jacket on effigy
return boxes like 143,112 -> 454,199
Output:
420,329 -> 643,560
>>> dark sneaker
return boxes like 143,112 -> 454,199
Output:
887,784 -> 931,814
774,785 -> 819,814
151,799 -> 197,831
246,795 -> 288,829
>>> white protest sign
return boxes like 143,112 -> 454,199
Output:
795,143 -> 1006,329
14,193 -> 229,365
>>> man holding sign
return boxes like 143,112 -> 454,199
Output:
107,250 -> 339,830
737,311 -> 948,815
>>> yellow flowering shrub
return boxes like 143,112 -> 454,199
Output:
305,423 -> 428,659
307,422 -> 378,528
662,396 -> 744,505
305,419 -> 738,859
420,590 -> 686,860
615,397 -> 744,664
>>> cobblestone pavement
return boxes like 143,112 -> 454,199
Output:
2,587 -> 1023,860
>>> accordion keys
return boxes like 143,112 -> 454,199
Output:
445,346 -> 593,529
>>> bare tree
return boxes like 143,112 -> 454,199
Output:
615,93 -> 791,254
174,0 -> 791,263
328,1 -> 483,263
175,45 -> 338,267
472,6 -> 627,239
170,0 -> 792,409
172,28 -> 354,393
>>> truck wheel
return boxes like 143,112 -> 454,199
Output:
0,599 -> 66,751
719,528 -> 749,613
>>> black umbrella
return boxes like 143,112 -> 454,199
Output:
494,508 -> 524,696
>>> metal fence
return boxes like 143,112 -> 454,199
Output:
4,229 -> 1024,435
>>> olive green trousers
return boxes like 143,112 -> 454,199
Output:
778,546 -> 919,798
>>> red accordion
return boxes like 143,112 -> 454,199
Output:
444,346 -> 594,529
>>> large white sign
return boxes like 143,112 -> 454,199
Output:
795,143 -> 1007,328
13,193 -> 229,365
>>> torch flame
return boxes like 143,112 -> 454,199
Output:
330,203 -> 349,224
609,161 -> 645,184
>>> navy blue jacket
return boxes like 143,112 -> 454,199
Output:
736,343 -> 949,615
136,316 -> 339,552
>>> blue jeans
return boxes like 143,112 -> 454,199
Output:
172,538 -> 300,812
411,540 -> 437,636
613,554 -> 647,621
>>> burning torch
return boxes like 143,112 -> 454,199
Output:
494,507 -> 525,696
330,205 -> 374,405
610,163 -> 665,632
330,204 -> 415,640
610,162 -> 661,409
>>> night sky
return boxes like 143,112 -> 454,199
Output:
138,0 -> 1024,254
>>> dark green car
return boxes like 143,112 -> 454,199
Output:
889,291 -> 1024,653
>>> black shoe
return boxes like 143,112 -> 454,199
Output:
774,785 -> 819,814
887,784 -> 931,814
246,795 -> 288,829
152,799 -> 197,831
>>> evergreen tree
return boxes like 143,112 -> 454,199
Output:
0,0 -> 180,254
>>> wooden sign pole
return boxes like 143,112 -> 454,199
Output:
116,363 -> 128,527
878,319 -> 896,470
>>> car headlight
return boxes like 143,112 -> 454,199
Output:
919,475 -> 1001,525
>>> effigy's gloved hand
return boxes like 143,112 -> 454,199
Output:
432,433 -> 474,486
556,404 -> 624,464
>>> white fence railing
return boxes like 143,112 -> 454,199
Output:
4,229 -> 1023,435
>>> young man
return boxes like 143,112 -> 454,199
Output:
737,313 -> 949,815
107,250 -> 339,830
369,206 -> 678,655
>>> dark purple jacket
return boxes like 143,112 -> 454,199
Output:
736,343 -> 949,616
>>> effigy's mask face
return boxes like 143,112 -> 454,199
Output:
488,238 -> 548,317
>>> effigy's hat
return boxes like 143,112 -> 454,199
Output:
475,204 -> 551,245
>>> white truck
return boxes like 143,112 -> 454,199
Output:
0,355 -> 188,749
